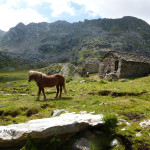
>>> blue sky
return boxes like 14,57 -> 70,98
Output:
0,0 -> 150,31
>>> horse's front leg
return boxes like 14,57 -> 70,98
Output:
41,88 -> 46,100
36,87 -> 41,101
55,85 -> 59,98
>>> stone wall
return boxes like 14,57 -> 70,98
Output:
99,54 -> 121,78
120,61 -> 150,78
85,59 -> 100,74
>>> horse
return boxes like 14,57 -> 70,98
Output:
28,70 -> 67,100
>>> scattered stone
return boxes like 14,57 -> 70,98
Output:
80,80 -> 85,83
121,128 -> 126,131
0,106 -> 5,108
89,111 -> 95,114
71,90 -> 76,92
140,119 -> 150,128
73,137 -> 91,150
120,79 -> 128,82
52,109 -> 68,117
99,102 -> 107,105
136,132 -> 142,137
118,119 -> 131,126
80,111 -> 87,114
105,72 -> 118,80
110,139 -> 119,147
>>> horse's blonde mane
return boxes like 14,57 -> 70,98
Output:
28,70 -> 46,77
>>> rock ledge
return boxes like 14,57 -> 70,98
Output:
0,113 -> 103,148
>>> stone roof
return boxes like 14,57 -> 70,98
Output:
104,51 -> 150,64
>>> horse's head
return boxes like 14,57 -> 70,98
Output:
28,70 -> 44,82
28,75 -> 32,82
28,71 -> 34,82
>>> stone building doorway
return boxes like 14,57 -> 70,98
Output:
115,60 -> 119,71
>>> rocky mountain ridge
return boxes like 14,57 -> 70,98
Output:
0,16 -> 150,69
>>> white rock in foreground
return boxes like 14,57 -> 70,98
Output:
0,113 -> 103,148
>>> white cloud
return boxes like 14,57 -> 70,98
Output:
42,0 -> 75,17
71,0 -> 150,23
43,0 -> 150,24
0,0 -> 150,31
0,0 -> 47,31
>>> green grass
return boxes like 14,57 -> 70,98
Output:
0,70 -> 150,149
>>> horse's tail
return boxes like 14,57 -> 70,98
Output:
63,79 -> 67,94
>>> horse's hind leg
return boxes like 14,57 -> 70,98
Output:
55,85 -> 59,98
59,86 -> 62,98
41,88 -> 46,100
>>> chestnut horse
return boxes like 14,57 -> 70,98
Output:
28,70 -> 67,100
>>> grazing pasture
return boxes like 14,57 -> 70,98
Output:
0,70 -> 150,149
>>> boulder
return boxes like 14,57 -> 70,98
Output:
0,113 -> 103,149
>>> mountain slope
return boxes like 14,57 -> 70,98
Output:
0,16 -> 150,69
0,30 -> 5,39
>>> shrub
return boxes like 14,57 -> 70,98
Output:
102,114 -> 118,135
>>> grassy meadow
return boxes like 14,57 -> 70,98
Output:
0,69 -> 150,149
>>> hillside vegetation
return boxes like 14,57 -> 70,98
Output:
0,69 -> 150,149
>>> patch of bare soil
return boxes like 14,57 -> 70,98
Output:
116,135 -> 150,150
4,110 -> 19,117
88,90 -> 146,97
0,110 -> 4,116
137,141 -> 150,150
122,112 -> 146,121
26,108 -> 38,117
115,134 -> 133,150
40,104 -> 50,109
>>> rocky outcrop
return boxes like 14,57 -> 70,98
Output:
0,113 -> 103,149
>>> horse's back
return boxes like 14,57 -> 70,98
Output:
40,75 -> 57,87
54,74 -> 65,85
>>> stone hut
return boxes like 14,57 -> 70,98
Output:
99,51 -> 150,78
84,58 -> 100,74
